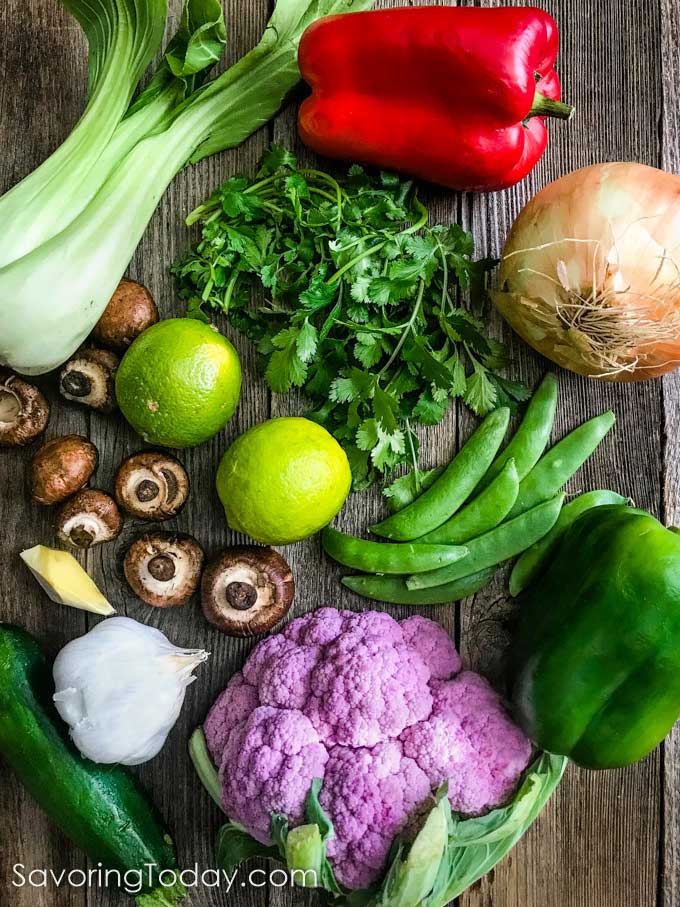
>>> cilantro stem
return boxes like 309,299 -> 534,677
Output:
326,198 -> 429,287
223,271 -> 239,312
436,239 -> 449,309
380,279 -> 425,375
309,187 -> 339,204
327,242 -> 386,286
299,168 -> 344,231
403,197 -> 429,234
405,419 -> 421,490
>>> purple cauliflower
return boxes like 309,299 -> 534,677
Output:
204,608 -> 531,890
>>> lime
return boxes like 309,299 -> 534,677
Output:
216,417 -> 351,545
116,318 -> 241,448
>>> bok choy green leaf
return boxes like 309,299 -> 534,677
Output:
0,0 -> 373,375
0,0 -> 167,266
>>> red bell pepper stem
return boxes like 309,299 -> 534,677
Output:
528,91 -> 575,122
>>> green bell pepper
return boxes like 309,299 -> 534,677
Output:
512,505 -> 680,769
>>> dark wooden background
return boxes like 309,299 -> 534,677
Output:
1,0 -> 678,905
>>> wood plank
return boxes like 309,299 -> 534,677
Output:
458,1 -> 663,907
660,0 -> 680,904
0,5 -> 90,906
85,1 -> 275,905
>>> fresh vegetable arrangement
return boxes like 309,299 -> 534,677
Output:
191,608 -> 567,901
174,148 -> 519,488
3,1 -> 680,905
0,0 -> 374,375
298,7 -> 573,191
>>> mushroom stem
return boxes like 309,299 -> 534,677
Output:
61,371 -> 92,398
148,554 -> 176,582
226,581 -> 258,610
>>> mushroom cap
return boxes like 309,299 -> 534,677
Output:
30,435 -> 98,505
56,489 -> 123,548
92,279 -> 159,351
201,546 -> 295,637
124,532 -> 204,607
59,348 -> 119,414
114,451 -> 189,520
0,374 -> 50,446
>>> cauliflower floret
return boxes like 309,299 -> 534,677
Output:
305,614 -> 433,747
319,740 -> 431,890
218,706 -> 329,844
400,614 -> 462,679
204,671 -> 259,764
401,672 -> 532,815
284,606 -> 349,646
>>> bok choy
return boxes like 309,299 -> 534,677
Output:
0,0 -> 373,375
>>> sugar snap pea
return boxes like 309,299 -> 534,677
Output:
418,459 -> 519,545
369,407 -> 510,542
509,490 -> 629,597
507,411 -> 615,519
322,527 -> 468,575
342,568 -> 495,605
476,373 -> 558,491
406,494 -> 565,590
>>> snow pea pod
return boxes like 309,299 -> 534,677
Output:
477,372 -> 558,491
507,411 -> 615,519
369,407 -> 510,542
322,527 -> 468,575
418,459 -> 519,545
509,490 -> 629,597
407,494 -> 565,590
342,568 -> 494,605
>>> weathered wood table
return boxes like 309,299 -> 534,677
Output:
1,0 -> 679,905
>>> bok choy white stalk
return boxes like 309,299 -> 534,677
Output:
0,0 -> 373,375
0,0 -> 167,266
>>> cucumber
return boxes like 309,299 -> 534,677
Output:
0,624 -> 185,903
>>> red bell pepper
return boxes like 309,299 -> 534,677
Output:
298,6 -> 573,192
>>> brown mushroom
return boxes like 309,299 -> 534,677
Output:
114,451 -> 189,520
92,279 -> 159,351
124,532 -> 204,607
59,348 -> 119,414
201,546 -> 295,636
0,373 -> 50,446
30,435 -> 98,505
56,489 -> 122,548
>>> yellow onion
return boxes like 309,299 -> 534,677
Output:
492,162 -> 680,381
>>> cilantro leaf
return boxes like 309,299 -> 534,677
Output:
175,147 -> 523,487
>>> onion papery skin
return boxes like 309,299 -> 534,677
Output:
492,162 -> 680,382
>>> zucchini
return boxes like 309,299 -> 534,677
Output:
0,624 -> 185,903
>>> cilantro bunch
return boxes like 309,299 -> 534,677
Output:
174,146 -> 526,488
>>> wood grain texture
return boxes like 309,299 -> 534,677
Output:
660,0 -> 680,904
0,1 -> 675,906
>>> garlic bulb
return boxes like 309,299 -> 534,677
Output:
53,616 -> 209,765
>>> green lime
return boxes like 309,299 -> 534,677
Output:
116,318 -> 241,448
216,417 -> 351,545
